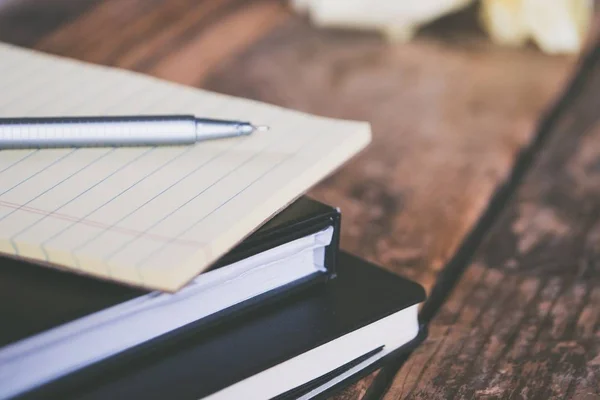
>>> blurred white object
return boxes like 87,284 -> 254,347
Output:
289,0 -> 474,41
481,0 -> 593,54
290,0 -> 594,53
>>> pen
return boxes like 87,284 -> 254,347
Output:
0,115 -> 270,149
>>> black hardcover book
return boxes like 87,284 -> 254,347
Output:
25,252 -> 426,400
0,197 -> 341,400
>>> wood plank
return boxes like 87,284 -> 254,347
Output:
0,3 -> 371,399
3,0 -> 290,85
383,40 -> 600,399
148,0 -> 289,86
331,371 -> 379,400
36,0 -> 194,62
200,10 -> 579,398
0,0 -> 101,47
202,13 -> 574,295
1,2 -> 574,294
100,0 -> 242,71
0,1 -> 589,398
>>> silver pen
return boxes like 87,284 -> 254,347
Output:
0,115 -> 269,149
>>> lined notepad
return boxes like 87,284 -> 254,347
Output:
0,43 -> 370,292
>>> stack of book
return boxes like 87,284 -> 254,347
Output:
0,43 -> 426,400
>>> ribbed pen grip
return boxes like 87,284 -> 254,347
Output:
0,115 -> 197,148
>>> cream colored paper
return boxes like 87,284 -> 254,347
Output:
0,43 -> 370,292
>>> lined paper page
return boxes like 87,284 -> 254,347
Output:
0,43 -> 371,292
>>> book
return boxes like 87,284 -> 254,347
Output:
0,42 -> 371,292
0,196 -> 341,400
22,252 -> 426,400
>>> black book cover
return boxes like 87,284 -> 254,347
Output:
0,196 -> 341,351
27,252 -> 426,400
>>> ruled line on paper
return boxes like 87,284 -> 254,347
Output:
98,138 -> 253,260
37,101 -> 261,257
0,151 -> 39,175
0,89 -> 168,244
68,132 -> 246,255
0,42 -> 371,291
133,115 -> 352,271
134,136 -> 313,268
0,65 -> 92,115
0,62 -> 80,112
6,76 -> 226,248
0,69 -> 116,124
0,57 -> 54,100
101,135 -> 272,262
0,150 -> 116,223
90,109 -> 281,266
37,147 -> 193,246
0,202 -> 204,247
7,149 -> 155,242
129,114 -> 315,268
0,81 -> 193,206
1,72 -> 127,118
0,150 -> 77,197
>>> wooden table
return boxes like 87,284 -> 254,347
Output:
1,0 -> 598,398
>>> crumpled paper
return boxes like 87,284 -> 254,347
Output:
480,0 -> 593,54
290,0 -> 474,41
289,0 -> 594,53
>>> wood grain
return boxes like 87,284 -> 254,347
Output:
383,43 -> 600,400
0,1 -> 592,399
0,0 -> 101,46
1,0 -> 574,295
200,11 -> 579,399
203,15 -> 574,294
332,371 -> 379,400
28,0 -> 289,85
0,1 -> 574,298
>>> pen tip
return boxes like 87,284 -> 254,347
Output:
253,125 -> 270,132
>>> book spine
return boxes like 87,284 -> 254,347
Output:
324,208 -> 342,279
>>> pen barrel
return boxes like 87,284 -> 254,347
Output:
0,116 -> 198,148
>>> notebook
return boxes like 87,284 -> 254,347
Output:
0,42 -> 371,292
0,196 -> 342,399
17,252 -> 427,400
